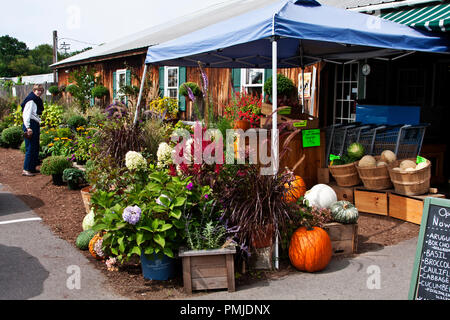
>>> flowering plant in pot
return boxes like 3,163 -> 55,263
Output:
41,155 -> 72,185
224,91 -> 262,129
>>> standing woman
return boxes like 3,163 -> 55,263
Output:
21,84 -> 45,176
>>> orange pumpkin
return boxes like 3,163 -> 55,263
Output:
284,175 -> 307,203
288,226 -> 332,272
88,233 -> 104,260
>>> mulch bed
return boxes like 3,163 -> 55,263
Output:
0,147 -> 420,300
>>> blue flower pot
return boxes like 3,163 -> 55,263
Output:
140,253 -> 175,280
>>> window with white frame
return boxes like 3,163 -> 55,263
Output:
241,68 -> 264,98
116,69 -> 127,103
333,63 -> 359,124
164,66 -> 179,99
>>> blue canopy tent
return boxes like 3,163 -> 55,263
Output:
138,0 -> 449,269
139,0 -> 449,163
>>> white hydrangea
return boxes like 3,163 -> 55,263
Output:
125,151 -> 147,170
157,142 -> 174,168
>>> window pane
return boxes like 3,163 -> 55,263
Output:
248,69 -> 263,85
168,88 -> 178,99
168,68 -> 178,87
247,87 -> 262,98
119,73 -> 126,87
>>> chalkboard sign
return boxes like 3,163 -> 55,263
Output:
409,197 -> 450,300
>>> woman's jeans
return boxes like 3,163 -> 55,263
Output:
22,120 -> 40,172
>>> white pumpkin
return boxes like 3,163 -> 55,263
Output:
82,209 -> 95,231
376,161 -> 387,167
304,184 -> 337,209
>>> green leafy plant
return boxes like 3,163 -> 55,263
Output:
73,128 -> 98,162
1,125 -> 23,148
264,74 -> 296,98
179,82 -> 202,98
147,97 -> 179,120
56,127 -> 72,138
62,168 -> 86,189
67,115 -> 88,130
48,85 -> 61,96
67,66 -> 101,112
41,155 -> 72,175
41,104 -> 65,128
92,166 -> 196,263
91,85 -> 109,99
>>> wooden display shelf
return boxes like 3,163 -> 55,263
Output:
328,181 -> 357,204
323,222 -> 358,256
388,192 -> 446,225
354,187 -> 391,216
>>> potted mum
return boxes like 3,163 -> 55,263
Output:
41,155 -> 72,185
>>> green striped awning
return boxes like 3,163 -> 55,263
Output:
381,3 -> 450,33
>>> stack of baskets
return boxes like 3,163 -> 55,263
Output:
355,156 -> 392,190
328,162 -> 361,187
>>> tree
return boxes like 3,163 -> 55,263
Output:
0,35 -> 29,76
67,66 -> 101,112
8,57 -> 40,76
29,44 -> 53,74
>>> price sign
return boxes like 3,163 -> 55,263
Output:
409,197 -> 450,300
293,120 -> 307,128
416,156 -> 427,164
302,129 -> 320,148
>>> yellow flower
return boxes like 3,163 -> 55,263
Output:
48,143 -> 54,147
54,138 -> 60,141
61,137 -> 68,140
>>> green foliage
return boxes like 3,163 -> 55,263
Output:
179,82 -> 202,97
11,105 -> 23,127
76,229 -> 97,250
48,85 -> 61,96
20,140 -> 26,154
91,166 -> 196,263
140,119 -> 173,162
62,168 -> 86,187
56,127 -> 72,138
1,126 -> 23,148
148,97 -> 179,120
40,155 -> 72,175
67,66 -> 101,112
264,74 -> 296,97
41,104 -> 65,128
91,85 -> 109,99
73,127 -> 98,162
67,115 -> 87,130
0,95 -> 19,120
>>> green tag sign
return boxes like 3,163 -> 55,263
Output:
302,129 -> 321,148
329,154 -> 341,161
278,107 -> 291,115
293,120 -> 307,128
416,156 -> 427,164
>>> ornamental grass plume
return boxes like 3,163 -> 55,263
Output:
122,205 -> 142,225
125,151 -> 147,170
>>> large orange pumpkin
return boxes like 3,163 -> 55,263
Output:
284,175 -> 307,203
288,226 -> 332,272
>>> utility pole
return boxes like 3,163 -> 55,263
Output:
52,30 -> 58,84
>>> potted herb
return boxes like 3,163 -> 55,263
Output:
41,155 -> 72,185
63,168 -> 86,190
179,198 -> 238,294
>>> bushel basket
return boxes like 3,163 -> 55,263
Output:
329,162 -> 361,187
355,156 -> 392,190
387,158 -> 431,196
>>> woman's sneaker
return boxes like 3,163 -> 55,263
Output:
22,170 -> 35,176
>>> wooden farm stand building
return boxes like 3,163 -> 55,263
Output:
51,0 -> 450,188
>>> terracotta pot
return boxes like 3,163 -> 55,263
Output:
234,120 -> 251,131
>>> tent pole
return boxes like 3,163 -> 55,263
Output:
272,37 -> 279,270
133,63 -> 148,126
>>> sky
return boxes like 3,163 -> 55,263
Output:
1,0 -> 228,52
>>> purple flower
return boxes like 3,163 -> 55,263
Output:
186,182 -> 194,191
204,194 -> 209,200
92,144 -> 95,147
87,136 -> 91,139
122,205 -> 142,225
183,84 -> 196,102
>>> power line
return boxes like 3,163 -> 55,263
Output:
58,37 -> 101,46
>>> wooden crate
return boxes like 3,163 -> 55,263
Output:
179,247 -> 236,294
388,192 -> 446,225
329,182 -> 355,204
323,222 -> 358,256
354,187 -> 389,216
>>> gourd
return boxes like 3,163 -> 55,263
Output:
89,233 -> 104,260
415,162 -> 429,170
76,229 -> 97,250
289,226 -> 332,272
376,161 -> 387,167
358,155 -> 377,168
82,209 -> 95,231
400,160 -> 416,170
284,175 -> 307,203
330,200 -> 359,224
304,184 -> 337,209
380,150 -> 396,164
347,142 -> 365,160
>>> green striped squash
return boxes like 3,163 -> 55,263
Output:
330,200 -> 359,224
